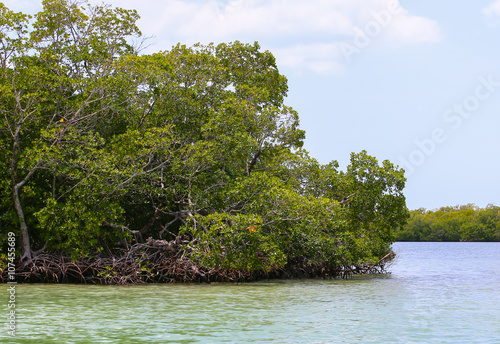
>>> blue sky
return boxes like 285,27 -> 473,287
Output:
5,0 -> 500,210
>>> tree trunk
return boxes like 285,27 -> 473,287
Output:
10,128 -> 35,262
13,185 -> 32,262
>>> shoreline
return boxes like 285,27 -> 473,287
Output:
1,240 -> 394,285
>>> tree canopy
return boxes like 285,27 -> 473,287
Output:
1,0 -> 409,277
396,204 -> 500,242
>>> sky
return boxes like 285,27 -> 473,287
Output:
4,0 -> 500,210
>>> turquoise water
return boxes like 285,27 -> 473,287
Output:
2,242 -> 500,343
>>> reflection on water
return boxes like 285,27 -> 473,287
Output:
1,242 -> 500,343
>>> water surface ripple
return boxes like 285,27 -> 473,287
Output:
2,242 -> 499,343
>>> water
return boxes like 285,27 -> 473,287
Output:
1,242 -> 499,343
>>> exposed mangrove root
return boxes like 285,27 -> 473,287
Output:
1,237 -> 395,284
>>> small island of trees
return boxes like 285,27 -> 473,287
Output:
0,0 -> 409,283
396,204 -> 500,242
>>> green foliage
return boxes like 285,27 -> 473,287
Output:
182,149 -> 408,270
182,213 -> 285,271
0,0 -> 409,272
396,204 -> 500,242
34,197 -> 123,257
0,0 -> 144,258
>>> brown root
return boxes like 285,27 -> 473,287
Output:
1,237 -> 394,284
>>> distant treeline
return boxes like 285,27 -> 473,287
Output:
396,204 -> 500,242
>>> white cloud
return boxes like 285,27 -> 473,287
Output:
8,0 -> 444,75
127,0 -> 355,43
2,0 -> 42,14
273,43 -> 346,75
125,0 -> 443,74
384,12 -> 443,46
483,0 -> 500,27
483,0 -> 500,17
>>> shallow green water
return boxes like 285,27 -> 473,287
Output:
2,242 -> 500,343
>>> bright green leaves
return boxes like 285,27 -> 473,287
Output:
0,4 -> 31,65
327,150 -> 409,261
32,0 -> 141,73
215,41 -> 288,107
119,41 -> 307,246
34,197 -> 124,258
181,213 -> 285,272
132,42 -> 304,153
108,127 -> 174,170
179,148 -> 408,272
397,204 -> 500,242
214,172 -> 342,266
1,1 -> 147,259
343,150 -> 408,235
23,126 -> 176,257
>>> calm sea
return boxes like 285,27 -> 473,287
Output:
2,242 -> 500,343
